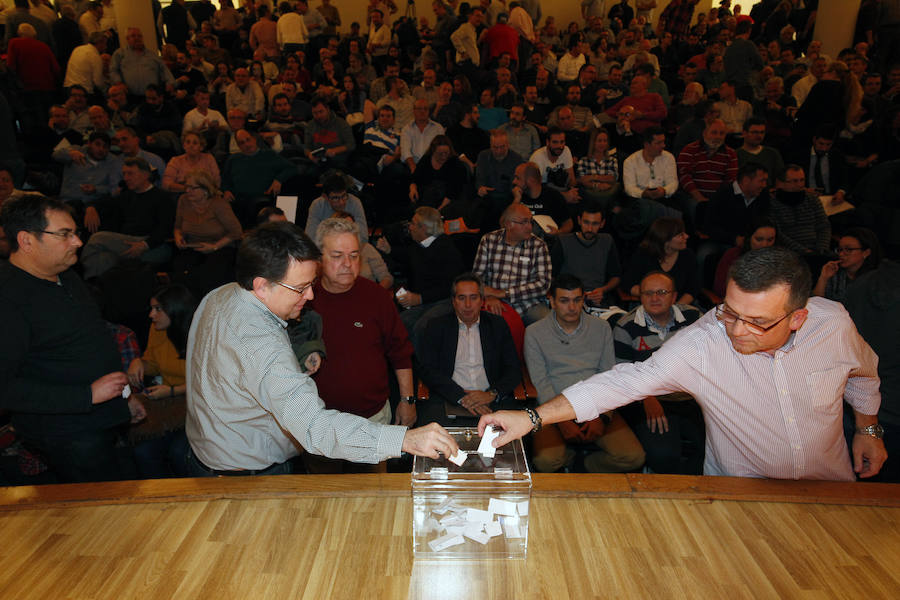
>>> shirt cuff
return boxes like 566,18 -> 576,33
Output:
561,379 -> 603,423
375,424 -> 407,460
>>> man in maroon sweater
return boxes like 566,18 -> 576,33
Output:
308,217 -> 416,472
6,23 -> 60,134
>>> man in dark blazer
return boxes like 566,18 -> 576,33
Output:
417,273 -> 522,426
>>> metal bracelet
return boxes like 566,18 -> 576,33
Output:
524,407 -> 542,433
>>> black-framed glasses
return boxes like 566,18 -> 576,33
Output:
715,304 -> 792,336
836,247 -> 863,254
39,229 -> 79,241
274,279 -> 315,295
640,289 -> 673,298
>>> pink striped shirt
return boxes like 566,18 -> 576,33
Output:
563,297 -> 880,480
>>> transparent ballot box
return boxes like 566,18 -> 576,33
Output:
411,427 -> 532,559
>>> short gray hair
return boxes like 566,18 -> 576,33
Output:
316,216 -> 359,248
414,206 -> 443,237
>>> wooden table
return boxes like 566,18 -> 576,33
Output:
1,474 -> 898,599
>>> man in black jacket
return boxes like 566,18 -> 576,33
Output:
377,206 -> 465,343
0,194 -> 142,482
80,156 -> 175,279
417,273 -> 521,426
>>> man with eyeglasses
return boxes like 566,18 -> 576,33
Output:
613,271 -> 705,474
184,221 -> 457,477
1,194 -> 145,482
480,247 -> 887,481
304,173 -> 368,245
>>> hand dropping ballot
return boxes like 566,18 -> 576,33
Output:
448,425 -> 501,465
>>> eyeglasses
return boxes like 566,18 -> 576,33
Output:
507,218 -> 531,226
274,279 -> 315,295
715,304 -> 793,336
39,229 -> 79,241
836,247 -> 863,254
640,289 -> 673,298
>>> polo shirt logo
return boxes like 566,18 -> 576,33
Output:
637,337 -> 652,351
354,321 -> 363,328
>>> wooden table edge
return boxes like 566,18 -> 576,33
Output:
1,473 -> 897,511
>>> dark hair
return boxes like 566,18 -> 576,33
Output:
378,104 -> 396,116
742,116 -> 766,131
322,173 -> 348,195
740,216 -> 778,253
812,124 -> 837,141
145,83 -> 163,96
68,84 -> 87,98
123,156 -> 152,173
272,92 -> 290,105
640,217 -> 685,260
451,272 -> 484,297
840,227 -> 882,277
152,284 -> 197,358
549,273 -> 584,297
642,126 -> 665,145
735,20 -> 752,36
256,206 -> 285,225
427,134 -> 456,156
580,200 -> 605,218
235,222 -> 322,290
635,63 -> 656,77
727,247 -> 812,311
546,126 -> 565,139
0,193 -> 72,252
737,161 -> 767,181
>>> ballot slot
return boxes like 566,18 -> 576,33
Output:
412,427 -> 532,559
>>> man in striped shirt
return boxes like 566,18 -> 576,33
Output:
481,247 -> 887,481
185,223 -> 458,476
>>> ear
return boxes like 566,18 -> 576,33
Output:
251,276 -> 271,300
789,308 -> 808,331
15,230 -> 34,253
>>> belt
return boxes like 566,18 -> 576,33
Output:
191,448 -> 278,476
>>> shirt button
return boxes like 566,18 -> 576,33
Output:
788,417 -> 795,423
794,445 -> 801,450
781,390 -> 787,395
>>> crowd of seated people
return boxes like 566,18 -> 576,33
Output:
0,0 -> 898,484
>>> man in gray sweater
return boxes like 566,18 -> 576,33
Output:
524,274 -> 645,472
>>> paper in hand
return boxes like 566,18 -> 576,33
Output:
478,425 -> 501,458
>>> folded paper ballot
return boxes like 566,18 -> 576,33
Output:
477,425 -> 500,458
532,214 -> 558,234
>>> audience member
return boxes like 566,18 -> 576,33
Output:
525,274 -> 644,473
473,202 -> 552,325
613,271 -> 705,474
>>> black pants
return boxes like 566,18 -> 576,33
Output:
27,428 -> 136,483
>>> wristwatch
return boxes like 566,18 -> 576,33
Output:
401,396 -> 416,405
855,424 -> 884,439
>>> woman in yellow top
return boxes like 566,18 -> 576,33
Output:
127,284 -> 197,478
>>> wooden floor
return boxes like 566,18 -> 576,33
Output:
0,474 -> 898,599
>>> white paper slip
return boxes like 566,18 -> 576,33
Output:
533,214 -> 558,234
444,525 -> 467,536
466,508 -> 493,523
429,533 -> 465,552
478,425 -> 500,458
275,195 -> 298,223
516,501 -> 529,516
122,384 -> 131,399
448,450 -> 467,467
488,498 -> 518,516
423,517 -> 441,534
485,521 -> 503,537
432,497 -> 454,515
502,520 -> 523,539
464,528 -> 491,545
395,286 -> 408,298
440,514 -> 466,527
